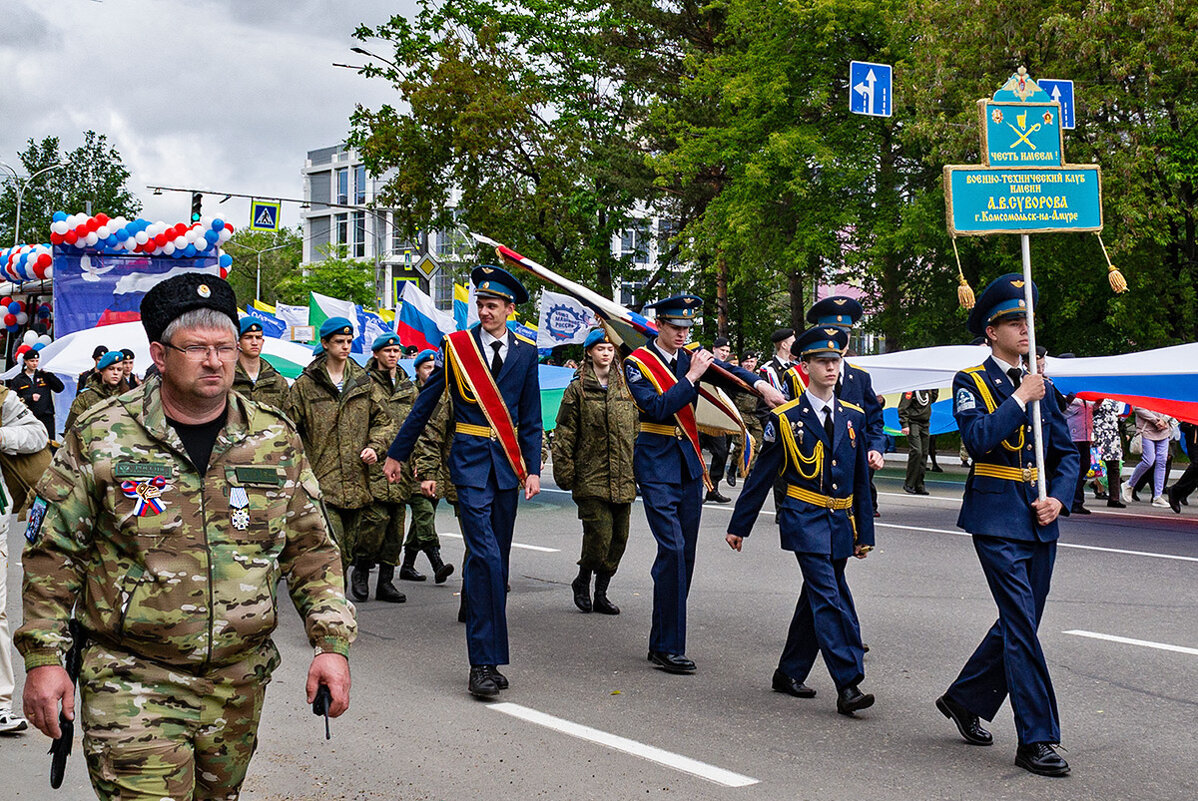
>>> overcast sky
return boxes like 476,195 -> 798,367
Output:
0,0 -> 417,228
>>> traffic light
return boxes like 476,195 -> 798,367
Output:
190,193 -> 203,222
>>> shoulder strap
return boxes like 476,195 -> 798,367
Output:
627,347 -> 711,490
444,330 -> 528,483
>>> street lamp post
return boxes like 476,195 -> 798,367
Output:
224,240 -> 292,301
0,161 -> 67,246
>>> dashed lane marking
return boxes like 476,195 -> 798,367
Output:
437,532 -> 560,553
1063,630 -> 1198,656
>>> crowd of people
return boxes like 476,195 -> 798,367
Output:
1,266 -> 1194,798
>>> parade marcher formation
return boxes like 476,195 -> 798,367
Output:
16,274 -> 356,800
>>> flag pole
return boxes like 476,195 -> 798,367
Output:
1020,233 -> 1048,501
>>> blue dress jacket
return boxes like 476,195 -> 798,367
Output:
388,328 -> 542,491
783,363 -> 886,456
954,356 -> 1079,541
728,394 -> 875,559
624,340 -> 763,483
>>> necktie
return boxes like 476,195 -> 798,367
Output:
490,341 -> 503,376
823,406 -> 834,443
1008,367 -> 1023,388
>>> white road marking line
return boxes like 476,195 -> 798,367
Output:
875,522 -> 1198,563
877,490 -> 958,503
488,702 -> 759,788
437,532 -> 560,553
1063,630 -> 1198,656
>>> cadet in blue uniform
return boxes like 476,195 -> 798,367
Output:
384,266 -> 542,698
935,274 -> 1079,777
726,327 -> 876,716
624,295 -> 785,674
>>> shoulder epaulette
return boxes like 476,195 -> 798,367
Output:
771,396 -> 804,417
839,399 -> 864,414
963,364 -> 987,374
513,331 -> 535,346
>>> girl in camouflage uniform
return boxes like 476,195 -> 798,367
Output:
552,329 -> 637,614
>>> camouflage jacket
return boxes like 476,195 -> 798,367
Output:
367,359 -> 417,502
412,391 -> 457,504
286,356 -> 395,509
63,373 -> 126,433
232,359 -> 291,412
552,366 -> 638,503
732,386 -> 764,435
15,376 -> 356,671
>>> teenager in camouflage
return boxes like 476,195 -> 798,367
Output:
17,273 -> 356,801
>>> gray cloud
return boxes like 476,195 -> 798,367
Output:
0,0 -> 415,231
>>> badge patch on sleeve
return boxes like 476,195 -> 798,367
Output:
763,421 -> 776,443
625,364 -> 644,383
25,497 -> 48,544
955,388 -> 977,413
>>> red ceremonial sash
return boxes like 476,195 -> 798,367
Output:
627,346 -> 711,490
786,364 -> 809,395
444,330 -> 529,484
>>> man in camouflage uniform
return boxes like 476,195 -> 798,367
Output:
17,273 -> 356,801
727,351 -> 763,486
287,317 -> 395,598
232,318 -> 291,410
64,351 -> 128,433
358,333 -> 417,602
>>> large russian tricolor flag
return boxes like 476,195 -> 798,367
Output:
397,281 -> 455,351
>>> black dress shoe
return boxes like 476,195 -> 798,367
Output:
705,490 -> 731,504
1168,488 -> 1182,514
647,651 -> 696,674
930,465 -> 944,473
726,470 -> 737,487
1015,742 -> 1070,777
1106,498 -> 1126,509
936,694 -> 993,746
1071,504 -> 1091,515
862,643 -> 870,653
836,685 -> 874,716
915,487 -> 930,496
771,669 -> 816,698
903,485 -> 917,495
468,666 -> 500,698
487,666 -> 509,690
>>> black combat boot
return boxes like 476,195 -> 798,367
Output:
592,572 -> 620,615
726,467 -> 737,487
424,546 -> 455,584
350,559 -> 371,602
375,564 -> 407,603
399,546 -> 426,581
571,567 -> 593,612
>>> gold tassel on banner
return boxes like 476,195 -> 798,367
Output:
951,238 -> 975,309
1096,234 -> 1128,294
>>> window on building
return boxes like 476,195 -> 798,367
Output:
352,211 -> 366,258
335,213 -> 348,247
354,164 -> 366,205
620,221 -> 651,264
336,168 -> 348,205
656,218 -> 678,259
433,270 -> 454,311
391,213 -> 403,254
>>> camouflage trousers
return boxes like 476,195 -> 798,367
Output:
728,422 -> 763,476
358,501 -> 407,566
403,495 -> 441,549
324,504 -> 364,573
575,498 -> 632,575
80,640 -> 277,801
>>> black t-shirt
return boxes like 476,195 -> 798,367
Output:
167,407 -> 228,476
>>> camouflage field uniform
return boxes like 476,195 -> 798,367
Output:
729,387 -> 764,475
16,376 -> 356,801
231,359 -> 291,412
286,355 -> 395,571
552,366 -> 637,574
62,373 -> 126,433
407,393 -> 457,550
359,359 -> 417,567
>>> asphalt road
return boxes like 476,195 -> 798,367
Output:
4,464 -> 1197,800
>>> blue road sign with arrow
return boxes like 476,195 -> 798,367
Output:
849,61 -> 893,118
1038,79 -> 1075,129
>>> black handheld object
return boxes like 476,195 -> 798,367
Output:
312,684 -> 331,740
49,619 -> 86,789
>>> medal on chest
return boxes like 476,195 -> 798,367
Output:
847,419 -> 856,447
793,420 -> 804,447
229,486 -> 250,531
120,476 -> 168,516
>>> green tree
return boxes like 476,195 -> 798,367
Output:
222,225 -> 303,308
0,131 -> 141,246
275,245 -> 376,307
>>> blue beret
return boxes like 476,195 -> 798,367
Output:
371,333 -> 402,352
414,348 -> 438,368
646,294 -> 703,327
320,317 -> 355,340
239,317 -> 263,336
97,351 -> 124,370
583,328 -> 610,349
792,326 -> 849,359
807,296 -> 863,329
967,273 -> 1039,337
471,264 -> 529,305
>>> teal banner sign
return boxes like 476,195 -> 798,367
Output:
944,165 -> 1103,236
980,101 -> 1064,167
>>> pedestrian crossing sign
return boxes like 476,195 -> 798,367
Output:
250,200 -> 281,231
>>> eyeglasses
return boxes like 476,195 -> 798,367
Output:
164,343 -> 239,362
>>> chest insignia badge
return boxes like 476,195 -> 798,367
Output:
230,486 -> 250,531
120,476 -> 168,516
